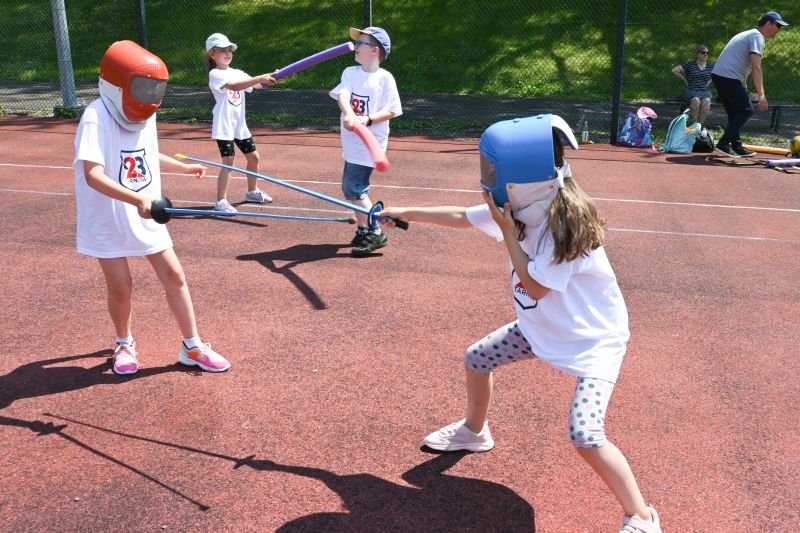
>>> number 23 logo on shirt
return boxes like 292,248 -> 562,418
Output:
227,90 -> 242,107
350,93 -> 370,116
119,148 -> 153,192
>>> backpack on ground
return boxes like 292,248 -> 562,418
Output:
692,128 -> 715,153
660,110 -> 701,154
617,110 -> 655,148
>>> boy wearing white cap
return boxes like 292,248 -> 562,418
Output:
205,33 -> 279,212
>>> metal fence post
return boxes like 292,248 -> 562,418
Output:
136,0 -> 148,49
363,0 -> 372,28
50,0 -> 79,115
609,0 -> 627,144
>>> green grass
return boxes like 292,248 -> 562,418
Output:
3,1 -> 798,101
2,1 -> 797,141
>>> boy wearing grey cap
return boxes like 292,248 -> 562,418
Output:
330,26 -> 402,256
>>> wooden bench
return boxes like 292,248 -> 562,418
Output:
666,96 -> 795,132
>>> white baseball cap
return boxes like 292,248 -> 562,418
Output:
205,33 -> 237,52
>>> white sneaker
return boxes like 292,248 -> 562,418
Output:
214,199 -> 238,213
245,189 -> 272,203
423,418 -> 494,452
620,506 -> 662,533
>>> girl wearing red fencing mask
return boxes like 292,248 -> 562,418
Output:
73,40 -> 231,375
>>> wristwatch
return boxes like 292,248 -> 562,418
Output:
366,116 -> 373,126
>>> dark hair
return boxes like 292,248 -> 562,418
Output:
205,49 -> 217,75
553,129 -> 565,167
757,15 -> 782,28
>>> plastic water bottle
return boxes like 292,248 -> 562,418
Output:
581,121 -> 589,143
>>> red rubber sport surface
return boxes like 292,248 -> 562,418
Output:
1,116 -> 798,532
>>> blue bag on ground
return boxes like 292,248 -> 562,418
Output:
617,107 -> 656,147
661,110 -> 701,154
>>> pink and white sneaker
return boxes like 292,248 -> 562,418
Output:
178,342 -> 231,372
112,342 -> 140,375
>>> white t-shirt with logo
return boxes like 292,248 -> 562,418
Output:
209,67 -> 254,140
73,99 -> 172,258
329,66 -> 402,167
466,204 -> 630,383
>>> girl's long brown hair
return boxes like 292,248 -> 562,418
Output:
547,131 -> 605,263
205,51 -> 217,76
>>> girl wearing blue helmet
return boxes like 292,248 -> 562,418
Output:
379,114 -> 661,532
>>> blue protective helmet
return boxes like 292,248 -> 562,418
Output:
479,114 -> 578,207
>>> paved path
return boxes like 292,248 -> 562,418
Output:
1,81 -> 796,140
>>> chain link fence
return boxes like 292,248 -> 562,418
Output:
2,1 -> 797,140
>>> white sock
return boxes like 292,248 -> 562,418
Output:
116,335 -> 134,346
183,336 -> 203,349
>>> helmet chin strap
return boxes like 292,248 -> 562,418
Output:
98,79 -> 147,132
556,162 -> 570,190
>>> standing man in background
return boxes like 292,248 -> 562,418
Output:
711,11 -> 788,157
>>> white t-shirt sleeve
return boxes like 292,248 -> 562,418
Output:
749,32 -> 765,55
209,68 -> 254,92
208,69 -> 227,93
467,204 -> 572,292
381,71 -> 402,117
75,107 -> 104,167
329,67 -> 354,101
465,204 -> 504,241
527,231 -> 573,292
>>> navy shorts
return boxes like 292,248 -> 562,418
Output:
341,161 -> 374,200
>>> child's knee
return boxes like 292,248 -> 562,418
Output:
107,282 -> 132,302
567,411 -> 607,448
463,347 -> 494,374
569,426 -> 607,448
162,267 -> 188,292
244,150 -> 260,164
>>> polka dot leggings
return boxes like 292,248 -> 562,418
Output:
464,321 -> 614,448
